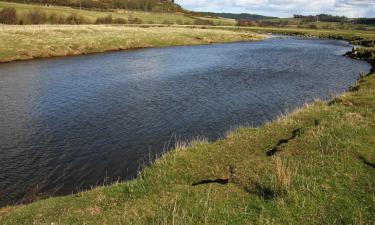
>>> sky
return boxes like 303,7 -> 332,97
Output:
175,0 -> 375,18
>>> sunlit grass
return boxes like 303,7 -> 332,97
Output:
0,24 -> 263,62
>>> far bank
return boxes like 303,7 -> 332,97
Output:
0,25 -> 263,63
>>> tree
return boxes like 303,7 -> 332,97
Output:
0,7 -> 17,24
26,10 -> 47,24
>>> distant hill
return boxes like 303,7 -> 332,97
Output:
2,0 -> 183,12
197,12 -> 277,20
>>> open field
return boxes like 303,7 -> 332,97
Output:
0,25 -> 263,62
0,1 -> 236,25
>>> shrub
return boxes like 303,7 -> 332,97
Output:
112,17 -> 127,24
162,19 -> 172,25
194,18 -> 214,26
26,9 -> 47,24
57,15 -> 66,24
48,13 -> 59,24
176,19 -> 183,25
128,16 -> 143,24
95,15 -> 112,24
308,24 -> 318,29
47,13 -> 69,24
66,13 -> 84,24
0,7 -> 18,24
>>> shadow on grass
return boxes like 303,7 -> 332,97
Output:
244,179 -> 276,200
192,178 -> 229,186
266,128 -> 302,156
358,155 -> 375,169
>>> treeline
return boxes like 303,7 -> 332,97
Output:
236,19 -> 295,28
354,18 -> 375,25
293,14 -> 349,23
3,0 -> 182,12
293,14 -> 375,25
197,12 -> 275,20
236,18 -> 368,30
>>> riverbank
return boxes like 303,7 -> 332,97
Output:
0,25 -> 263,63
1,29 -> 375,224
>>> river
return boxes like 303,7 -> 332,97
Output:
0,36 -> 371,206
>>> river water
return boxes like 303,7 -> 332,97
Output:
0,37 -> 371,206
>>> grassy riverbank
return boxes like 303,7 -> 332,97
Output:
0,25 -> 262,63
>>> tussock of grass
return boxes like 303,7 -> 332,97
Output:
174,136 -> 209,151
0,24 -> 263,62
1,70 -> 375,224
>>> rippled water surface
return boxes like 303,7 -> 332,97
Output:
0,37 -> 371,206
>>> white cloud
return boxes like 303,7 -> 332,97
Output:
175,0 -> 375,17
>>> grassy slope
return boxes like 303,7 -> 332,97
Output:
0,27 -> 375,224
0,1 -> 236,25
0,25 -> 262,62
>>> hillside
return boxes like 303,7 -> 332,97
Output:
198,12 -> 276,20
2,0 -> 182,12
0,1 -> 236,25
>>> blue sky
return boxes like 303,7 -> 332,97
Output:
175,0 -> 375,18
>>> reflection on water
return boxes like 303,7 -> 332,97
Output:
0,37 -> 371,206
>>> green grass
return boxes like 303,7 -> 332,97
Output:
1,25 -> 375,224
0,25 -> 263,62
0,1 -> 236,25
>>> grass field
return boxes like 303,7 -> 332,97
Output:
0,1 -> 236,25
0,25 -> 263,62
0,25 -> 375,224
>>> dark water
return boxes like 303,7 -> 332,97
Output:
0,37 -> 371,206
